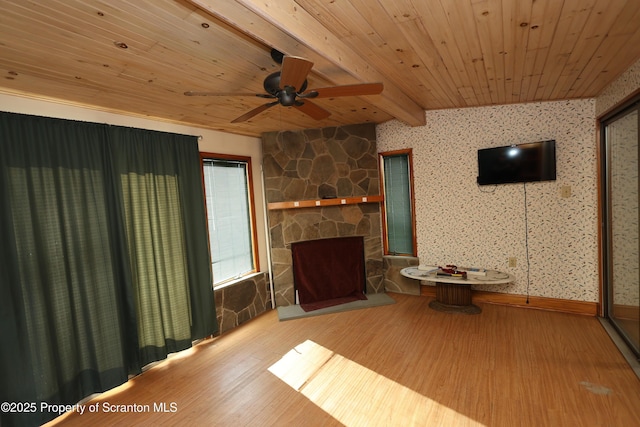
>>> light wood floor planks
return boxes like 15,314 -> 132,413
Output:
48,293 -> 640,426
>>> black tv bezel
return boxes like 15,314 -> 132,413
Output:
476,139 -> 556,186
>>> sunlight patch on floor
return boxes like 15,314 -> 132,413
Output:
268,340 -> 485,426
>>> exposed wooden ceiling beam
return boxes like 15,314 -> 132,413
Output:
187,0 -> 426,127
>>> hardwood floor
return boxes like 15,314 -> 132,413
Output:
48,293 -> 640,426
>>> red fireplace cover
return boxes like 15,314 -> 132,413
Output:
291,236 -> 367,311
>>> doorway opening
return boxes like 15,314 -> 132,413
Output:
600,92 -> 640,361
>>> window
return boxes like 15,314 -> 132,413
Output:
201,153 -> 259,286
379,149 -> 416,256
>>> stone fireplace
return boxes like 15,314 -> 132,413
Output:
262,123 -> 384,307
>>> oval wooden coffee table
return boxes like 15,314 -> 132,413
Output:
400,267 -> 514,314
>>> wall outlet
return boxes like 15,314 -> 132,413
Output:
508,257 -> 517,268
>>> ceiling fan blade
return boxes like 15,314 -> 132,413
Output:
231,101 -> 279,123
184,91 -> 274,98
308,82 -> 384,98
280,56 -> 314,91
294,100 -> 331,120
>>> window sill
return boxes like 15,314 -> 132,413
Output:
383,254 -> 419,260
213,271 -> 265,291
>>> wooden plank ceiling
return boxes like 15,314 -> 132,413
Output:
1,0 -> 639,137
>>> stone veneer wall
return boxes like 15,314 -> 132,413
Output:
214,272 -> 271,334
262,123 -> 384,307
383,256 -> 420,295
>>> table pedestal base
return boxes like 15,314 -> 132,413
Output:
429,281 -> 482,314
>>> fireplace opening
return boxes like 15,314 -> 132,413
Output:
291,236 -> 367,311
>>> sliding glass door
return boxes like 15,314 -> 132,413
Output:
601,96 -> 640,358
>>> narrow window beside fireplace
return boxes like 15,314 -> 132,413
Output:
379,149 -> 416,256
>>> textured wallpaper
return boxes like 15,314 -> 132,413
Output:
377,99 -> 599,301
596,58 -> 640,117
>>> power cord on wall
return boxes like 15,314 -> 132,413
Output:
478,181 -> 531,302
523,183 -> 531,304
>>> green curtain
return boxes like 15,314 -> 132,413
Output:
108,126 -> 217,365
0,112 -> 218,427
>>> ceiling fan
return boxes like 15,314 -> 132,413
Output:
184,55 -> 383,123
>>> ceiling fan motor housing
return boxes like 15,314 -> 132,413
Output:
263,71 -> 308,106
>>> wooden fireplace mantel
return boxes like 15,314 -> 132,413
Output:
267,195 -> 384,211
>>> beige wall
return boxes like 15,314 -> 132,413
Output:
377,99 -> 599,302
376,56 -> 640,303
0,93 -> 270,280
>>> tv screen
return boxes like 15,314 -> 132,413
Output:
477,140 -> 556,185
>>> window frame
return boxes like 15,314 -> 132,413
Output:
378,148 -> 417,257
200,152 -> 260,287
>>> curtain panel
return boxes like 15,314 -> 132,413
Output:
0,112 -> 218,427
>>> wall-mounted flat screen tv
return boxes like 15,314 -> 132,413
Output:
477,139 -> 556,185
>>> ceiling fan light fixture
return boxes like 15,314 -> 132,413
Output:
279,87 -> 297,106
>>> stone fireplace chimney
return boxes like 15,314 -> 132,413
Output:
262,123 -> 384,307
